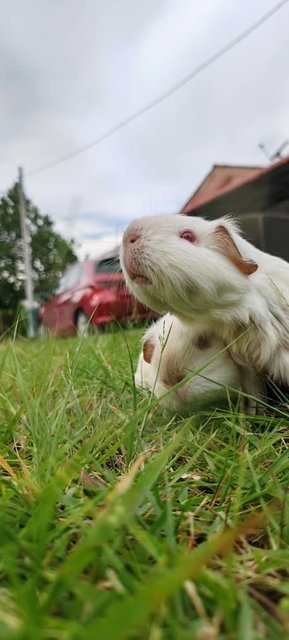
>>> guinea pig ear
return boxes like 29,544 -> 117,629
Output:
143,339 -> 155,363
213,225 -> 258,275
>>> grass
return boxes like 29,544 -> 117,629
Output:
1,327 -> 289,639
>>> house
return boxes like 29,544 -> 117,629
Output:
181,158 -> 289,261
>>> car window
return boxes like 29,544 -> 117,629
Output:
56,272 -> 70,293
56,264 -> 83,293
95,257 -> 121,274
65,264 -> 84,288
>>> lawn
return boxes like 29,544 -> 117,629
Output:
1,328 -> 289,639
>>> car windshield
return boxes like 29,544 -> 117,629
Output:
95,257 -> 121,274
56,264 -> 84,292
56,273 -> 69,294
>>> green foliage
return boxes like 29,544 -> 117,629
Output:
0,182 -> 77,325
0,329 -> 289,639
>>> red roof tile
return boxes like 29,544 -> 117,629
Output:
181,159 -> 289,214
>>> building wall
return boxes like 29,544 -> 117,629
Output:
268,199 -> 289,214
238,210 -> 289,261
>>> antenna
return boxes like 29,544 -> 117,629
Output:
270,139 -> 289,161
258,142 -> 271,162
259,139 -> 289,163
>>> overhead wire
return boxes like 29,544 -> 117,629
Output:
26,0 -> 289,177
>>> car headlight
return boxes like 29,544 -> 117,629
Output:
90,294 -> 101,307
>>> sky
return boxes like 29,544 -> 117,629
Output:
1,0 -> 289,259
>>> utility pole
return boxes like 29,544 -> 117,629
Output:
18,167 -> 36,338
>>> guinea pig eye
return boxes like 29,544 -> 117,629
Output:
179,230 -> 197,243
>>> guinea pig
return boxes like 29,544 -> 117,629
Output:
135,313 -> 242,411
120,213 -> 289,393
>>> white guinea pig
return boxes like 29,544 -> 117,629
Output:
135,314 -> 242,411
121,213 -> 289,392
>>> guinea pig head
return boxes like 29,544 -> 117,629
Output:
120,214 -> 258,319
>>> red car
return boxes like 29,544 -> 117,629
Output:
38,252 -> 155,336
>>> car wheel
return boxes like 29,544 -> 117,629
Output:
75,311 -> 94,337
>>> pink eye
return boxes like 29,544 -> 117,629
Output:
180,230 -> 196,243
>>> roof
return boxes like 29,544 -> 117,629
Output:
181,164 -> 264,213
181,157 -> 289,218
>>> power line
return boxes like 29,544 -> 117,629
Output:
27,0 -> 289,178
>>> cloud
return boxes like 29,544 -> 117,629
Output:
1,0 -> 289,260
76,233 -> 123,261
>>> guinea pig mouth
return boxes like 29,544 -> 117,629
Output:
130,272 -> 150,285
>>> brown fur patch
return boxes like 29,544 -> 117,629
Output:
214,225 -> 258,276
143,339 -> 155,363
163,373 -> 184,388
162,354 -> 184,387
195,334 -> 211,350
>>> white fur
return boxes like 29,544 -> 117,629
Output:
121,214 -> 289,389
135,314 -> 241,410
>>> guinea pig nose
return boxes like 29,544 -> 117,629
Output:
126,232 -> 141,245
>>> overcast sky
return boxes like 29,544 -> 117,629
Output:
1,0 -> 289,258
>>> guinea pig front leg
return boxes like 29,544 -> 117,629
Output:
238,366 -> 265,415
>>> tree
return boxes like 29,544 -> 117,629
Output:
0,181 -> 77,328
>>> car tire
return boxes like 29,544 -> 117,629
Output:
75,311 -> 95,337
